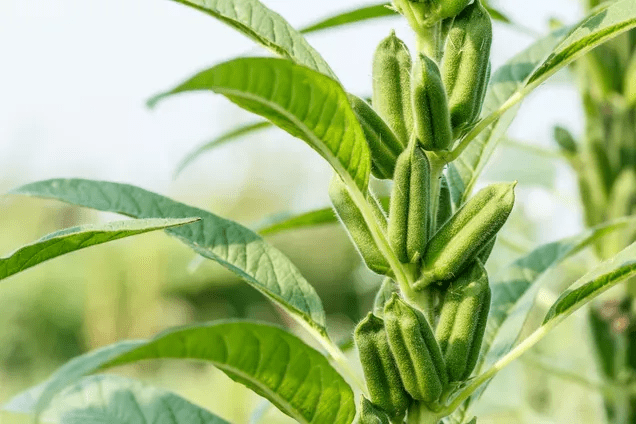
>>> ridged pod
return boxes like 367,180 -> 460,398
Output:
384,294 -> 447,402
436,174 -> 454,231
373,31 -> 414,146
442,0 -> 492,133
435,261 -> 491,381
416,182 -> 515,288
388,141 -> 431,263
329,175 -> 391,275
349,94 -> 404,180
412,54 -> 453,151
355,313 -> 411,420
359,397 -> 391,424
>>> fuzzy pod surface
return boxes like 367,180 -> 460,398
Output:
435,260 -> 491,381
329,175 -> 391,275
417,182 -> 515,288
412,54 -> 453,151
388,141 -> 431,263
372,30 -> 414,147
359,397 -> 391,424
349,94 -> 404,180
439,0 -> 473,19
384,294 -> 447,402
442,0 -> 492,133
436,173 -> 454,231
355,313 -> 411,420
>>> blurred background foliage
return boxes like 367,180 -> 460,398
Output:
0,0 -> 622,423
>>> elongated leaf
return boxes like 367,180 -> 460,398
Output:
151,58 -> 371,191
175,122 -> 272,178
43,375 -> 230,424
256,208 -> 337,236
543,243 -> 636,325
11,179 -> 327,333
0,218 -> 198,282
300,4 -> 397,34
447,27 -> 568,206
18,321 -> 356,424
171,0 -> 335,78
451,0 -> 636,205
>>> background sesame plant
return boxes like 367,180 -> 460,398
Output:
3,1 -> 636,423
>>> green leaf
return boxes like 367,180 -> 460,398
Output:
0,218 -> 199,282
300,4 -> 397,34
15,321 -> 356,424
451,0 -> 636,205
174,122 -> 272,178
42,375 -> 231,424
256,208 -> 337,236
543,242 -> 636,325
447,27 -> 568,206
11,179 -> 327,333
171,0 -> 335,78
151,58 -> 371,191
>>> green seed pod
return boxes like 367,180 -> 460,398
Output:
436,174 -> 453,231
412,54 -> 453,151
374,278 -> 400,316
349,94 -> 404,180
388,141 -> 432,263
373,30 -> 414,147
384,294 -> 447,402
553,126 -> 578,155
442,0 -> 492,132
355,313 -> 411,420
329,175 -> 391,275
439,0 -> 472,19
476,236 -> 496,264
359,397 -> 391,424
435,261 -> 490,381
417,182 -> 515,289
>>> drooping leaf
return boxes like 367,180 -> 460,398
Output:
11,179 -> 327,333
150,58 -> 371,191
0,218 -> 198,282
300,3 -> 397,34
171,0 -> 335,78
174,122 -> 272,178
11,321 -> 356,424
256,208 -> 337,236
451,0 -> 636,205
40,375 -> 230,424
447,27 -> 568,206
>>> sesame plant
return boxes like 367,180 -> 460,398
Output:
3,1 -> 636,423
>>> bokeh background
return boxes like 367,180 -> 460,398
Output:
0,0 -> 610,422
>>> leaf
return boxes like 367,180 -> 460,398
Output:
45,375 -> 231,424
300,4 -> 397,34
150,58 -> 371,191
171,0 -> 335,78
14,321 -> 356,424
174,122 -> 272,178
0,218 -> 198,282
447,27 -> 568,206
543,242 -> 636,325
451,0 -> 636,205
256,208 -> 337,236
11,179 -> 327,333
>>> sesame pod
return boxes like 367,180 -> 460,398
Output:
436,174 -> 453,231
355,313 -> 411,420
435,261 -> 490,381
553,126 -> 578,155
417,182 -> 515,289
359,397 -> 391,424
439,0 -> 472,19
388,141 -> 431,263
412,54 -> 453,151
329,175 -> 391,275
442,0 -> 492,133
372,31 -> 413,147
349,94 -> 404,180
384,294 -> 447,402
374,278 -> 400,316
477,235 -> 496,264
